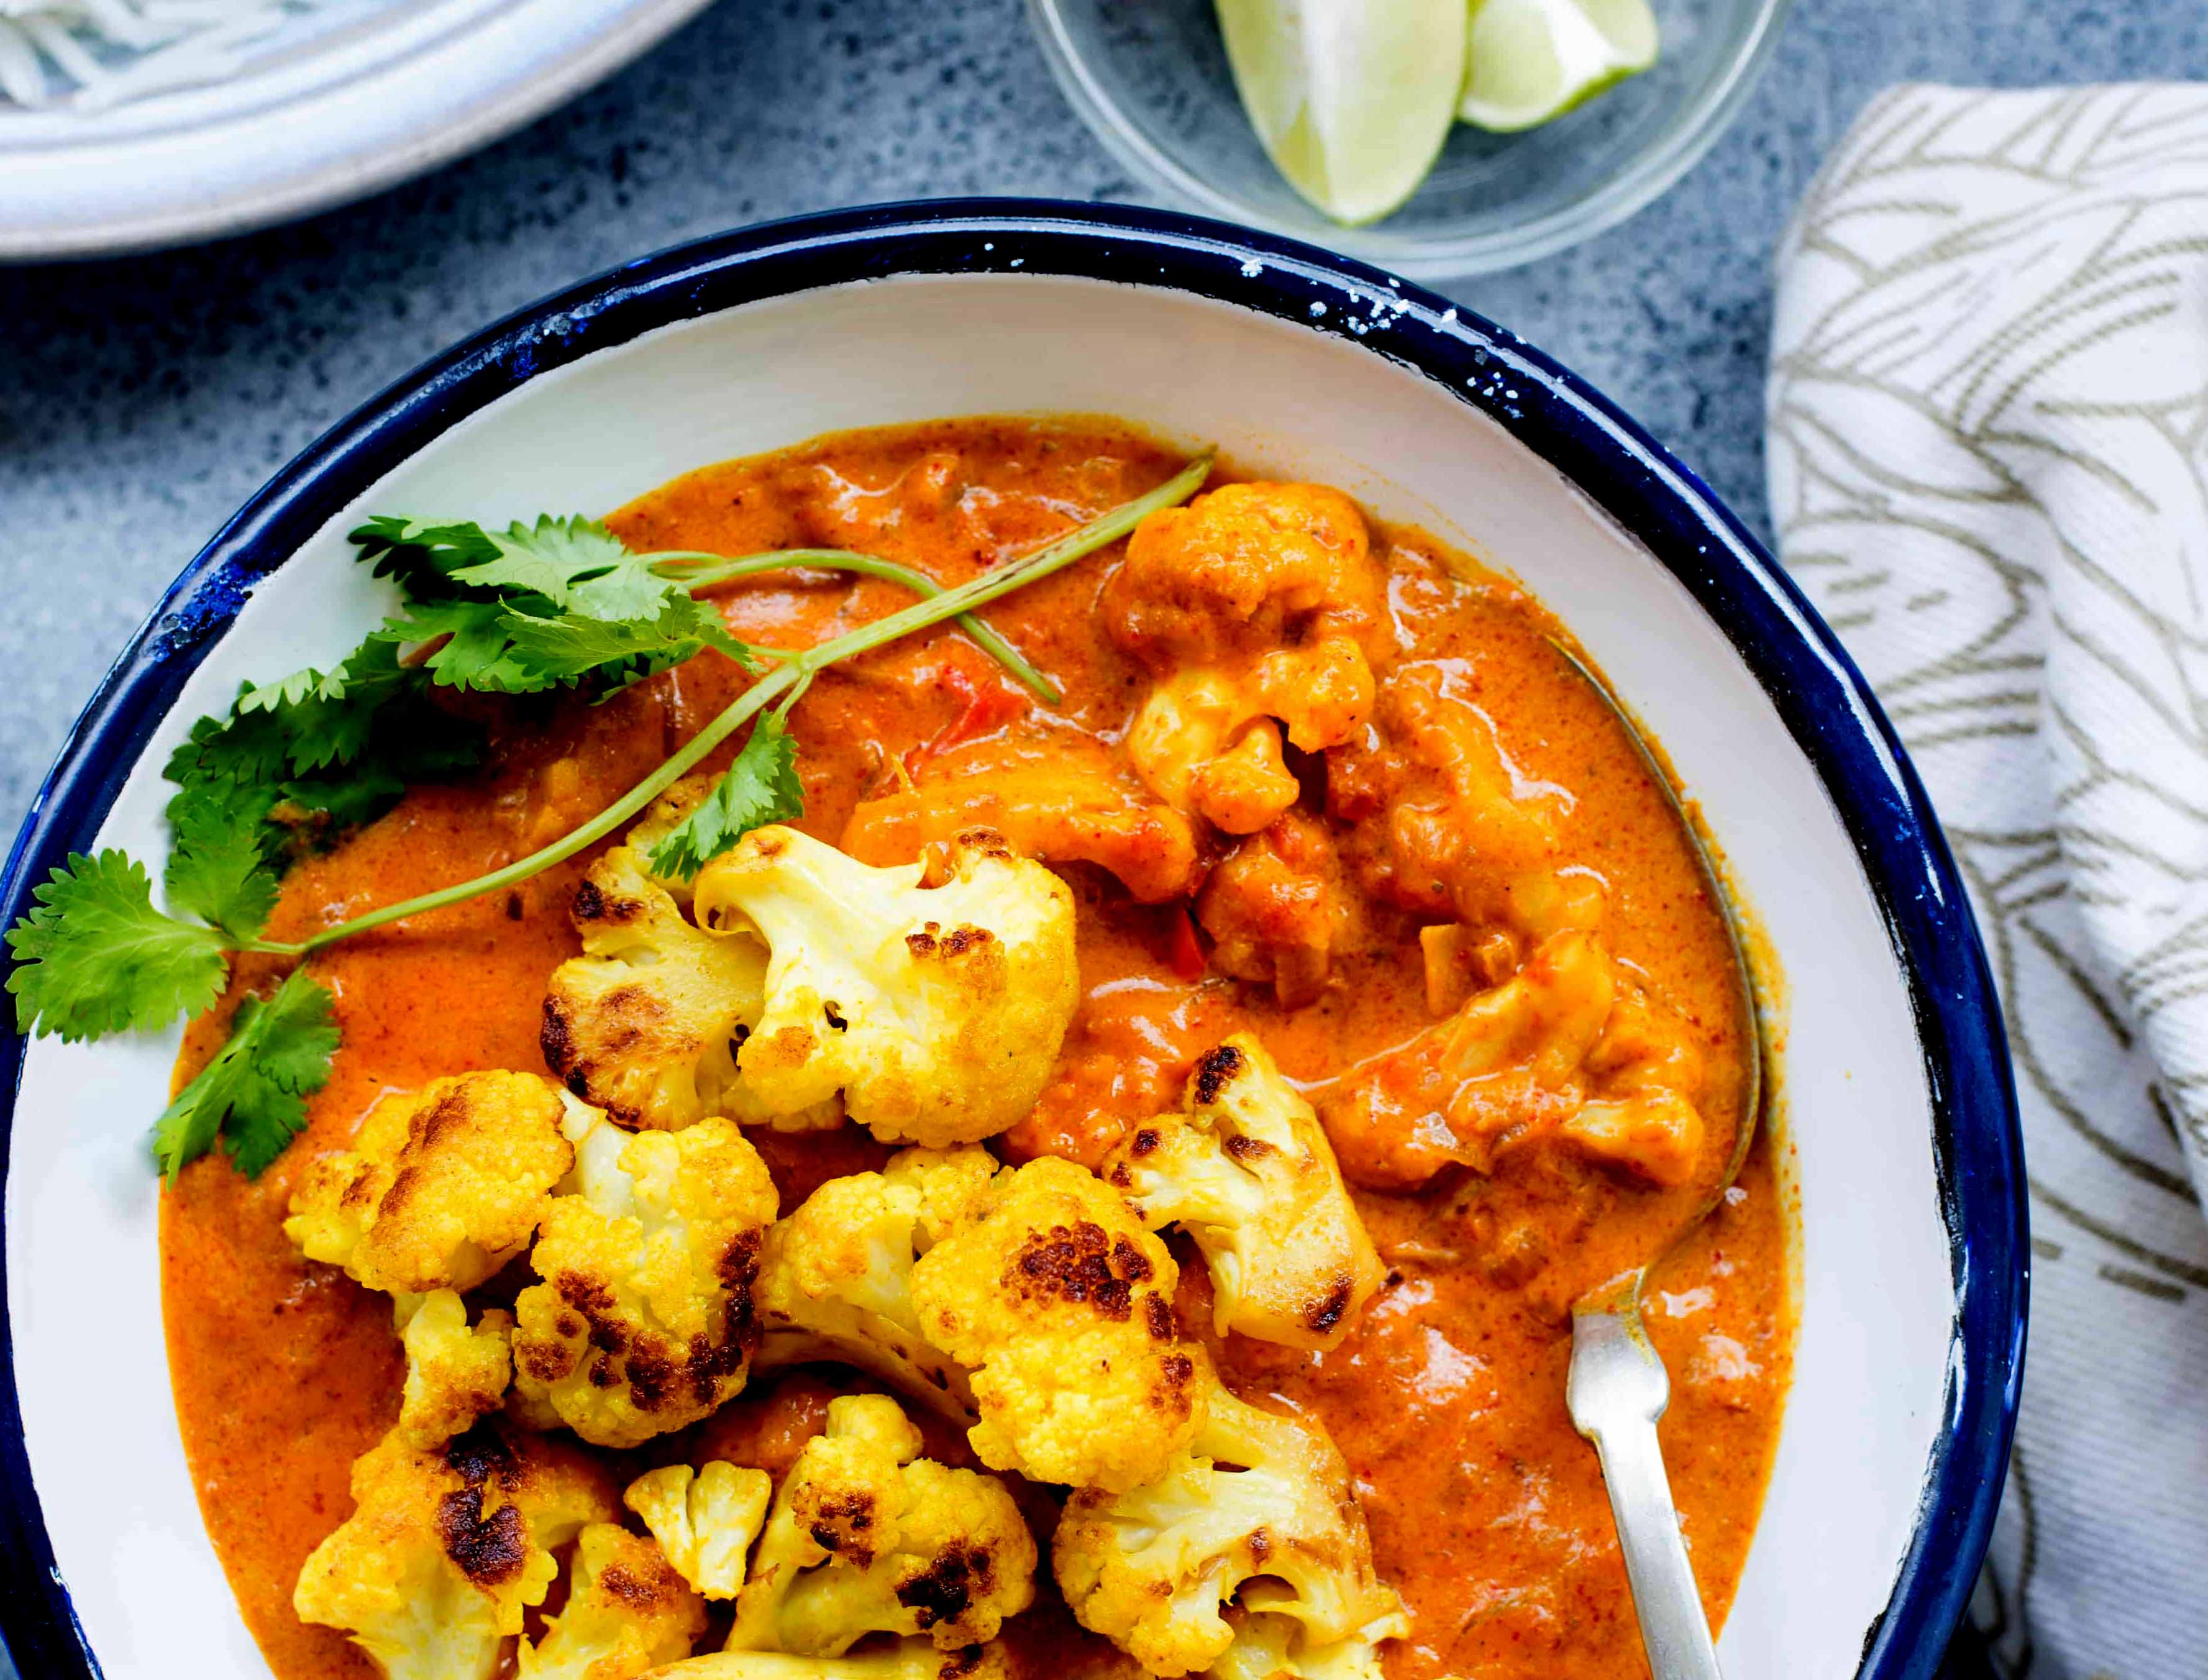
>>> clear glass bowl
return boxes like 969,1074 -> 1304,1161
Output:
1025,0 -> 1791,277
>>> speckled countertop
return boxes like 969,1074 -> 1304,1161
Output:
0,3 -> 2202,1671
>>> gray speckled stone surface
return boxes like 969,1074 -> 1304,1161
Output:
0,2 -> 2203,1672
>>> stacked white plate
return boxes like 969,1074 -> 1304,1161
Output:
0,0 -> 716,260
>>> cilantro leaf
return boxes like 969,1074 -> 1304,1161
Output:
444,515 -> 637,610
500,595 -> 755,691
151,969 -> 339,1182
6,851 -> 230,1041
349,516 -> 502,601
373,599 -> 537,693
359,515 -> 755,695
165,782 -> 280,941
646,714 -> 806,882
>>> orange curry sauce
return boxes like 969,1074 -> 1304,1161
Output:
160,418 -> 1794,1680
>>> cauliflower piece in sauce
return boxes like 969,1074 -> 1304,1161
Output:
842,731 -> 1203,905
283,1071 -> 575,1296
1321,928 -> 1707,1190
1194,811 -> 1370,1008
1052,1364 -> 1405,1679
294,1420 -> 617,1680
1105,1034 -> 1382,1351
511,1105 -> 778,1448
908,1156 -> 1206,1494
1105,483 -> 1389,837
690,825 -> 1078,1148
726,1393 -> 1038,1656
518,1523 -> 707,1680
541,845 -> 767,1132
753,1147 -> 996,1419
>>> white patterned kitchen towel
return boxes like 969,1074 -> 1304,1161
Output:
1768,83 -> 2208,1680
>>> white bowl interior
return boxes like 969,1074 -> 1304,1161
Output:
5,272 -> 1953,1676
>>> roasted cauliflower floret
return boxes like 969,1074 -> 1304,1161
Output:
519,1524 -> 707,1680
1321,929 -> 1707,1190
1106,484 -> 1389,835
842,733 -> 1203,904
726,1394 -> 1038,1656
512,1108 -> 778,1448
395,1289 -> 513,1449
639,1643 -> 1011,1680
541,846 -> 769,1131
626,1462 -> 773,1600
1052,1369 -> 1403,1678
908,1156 -> 1206,1492
294,1419 -> 617,1680
1104,1035 -> 1382,1351
753,1148 -> 995,1418
688,825 -> 1078,1147
1209,1604 -> 1402,1680
285,1072 -> 575,1295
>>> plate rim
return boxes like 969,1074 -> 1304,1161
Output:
0,197 -> 2027,1677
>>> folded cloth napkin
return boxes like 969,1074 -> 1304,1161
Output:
1769,83 -> 2208,1680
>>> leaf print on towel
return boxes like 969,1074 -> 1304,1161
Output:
1769,81 -> 2208,1680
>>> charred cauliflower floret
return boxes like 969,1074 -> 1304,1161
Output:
1321,929 -> 1707,1190
294,1420 -> 618,1680
625,1462 -> 773,1600
1106,484 -> 1389,836
1052,1368 -> 1403,1678
688,826 -> 1078,1147
1104,1035 -> 1382,1351
753,1148 -> 996,1418
285,1072 -> 575,1295
842,733 -> 1203,904
639,1643 -> 1011,1680
541,846 -> 769,1131
519,1524 -> 707,1680
907,1156 -> 1206,1492
511,1107 -> 778,1448
726,1394 -> 1038,1656
395,1290 -> 513,1449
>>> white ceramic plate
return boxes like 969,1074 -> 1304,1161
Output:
0,0 -> 716,261
0,203 -> 2025,1678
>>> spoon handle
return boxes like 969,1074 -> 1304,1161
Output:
1567,1308 -> 1725,1680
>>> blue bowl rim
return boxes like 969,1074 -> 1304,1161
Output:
0,196 -> 2025,1679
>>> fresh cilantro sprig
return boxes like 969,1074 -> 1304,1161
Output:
356,514 -> 758,696
150,969 -> 339,1182
4,452 -> 1216,1185
647,712 -> 807,882
7,852 -> 230,1041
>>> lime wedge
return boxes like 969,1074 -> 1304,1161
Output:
1457,0 -> 1658,133
1215,0 -> 1469,227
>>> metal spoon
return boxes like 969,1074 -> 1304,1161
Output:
1549,642 -> 1763,1680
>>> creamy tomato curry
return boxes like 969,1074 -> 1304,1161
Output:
161,418 -> 1793,1680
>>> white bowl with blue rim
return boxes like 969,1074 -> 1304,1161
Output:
0,201 -> 2024,1679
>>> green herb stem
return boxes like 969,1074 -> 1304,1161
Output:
657,548 -> 1058,703
249,451 -> 1212,959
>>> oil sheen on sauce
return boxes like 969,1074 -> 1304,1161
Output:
160,418 -> 1794,1680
